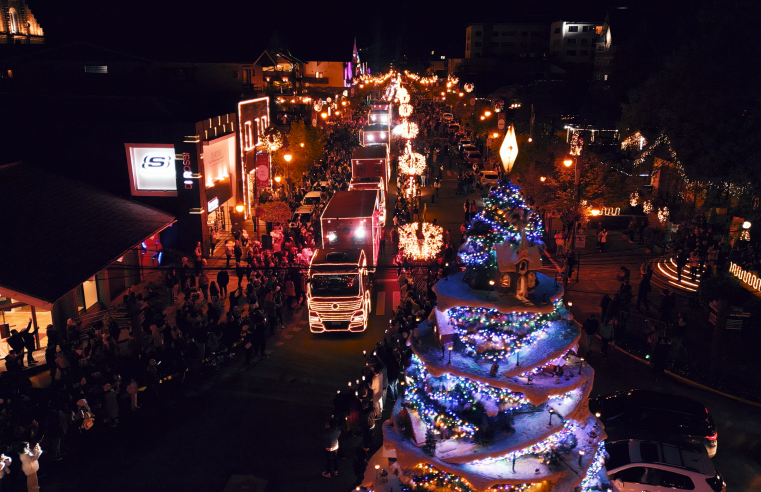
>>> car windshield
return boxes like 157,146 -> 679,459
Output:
303,196 -> 320,205
310,274 -> 360,297
605,441 -> 632,470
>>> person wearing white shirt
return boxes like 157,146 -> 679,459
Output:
17,443 -> 42,492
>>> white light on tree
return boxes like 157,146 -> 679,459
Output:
657,206 -> 669,223
630,191 -> 639,206
398,222 -> 444,261
642,200 -> 653,213
399,142 -> 426,175
393,120 -> 419,140
258,131 -> 283,152
499,125 -> 519,174
399,103 -> 413,117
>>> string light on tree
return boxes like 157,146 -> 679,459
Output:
657,206 -> 669,223
642,200 -> 653,213
399,103 -> 413,118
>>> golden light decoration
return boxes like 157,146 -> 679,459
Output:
398,222 -> 444,261
398,142 -> 426,175
399,103 -> 413,117
313,102 -> 322,112
622,131 -> 647,151
257,130 -> 283,152
393,120 -> 419,139
630,191 -> 639,207
499,124 -> 519,174
397,87 -> 410,104
657,206 -> 669,223
448,74 -> 459,85
642,200 -> 653,213
464,82 -> 474,93
569,131 -> 583,156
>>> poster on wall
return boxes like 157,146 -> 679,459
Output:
255,153 -> 269,188
203,134 -> 236,188
124,143 -> 177,196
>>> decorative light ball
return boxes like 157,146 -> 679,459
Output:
642,200 -> 653,213
398,142 -> 426,175
398,222 -> 444,261
464,82 -> 474,93
657,206 -> 669,224
393,120 -> 419,140
630,191 -> 639,207
399,103 -> 413,118
313,102 -> 322,112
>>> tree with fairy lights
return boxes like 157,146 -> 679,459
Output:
363,175 -> 614,492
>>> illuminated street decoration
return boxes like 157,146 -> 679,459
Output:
642,200 -> 653,213
398,103 -> 413,117
398,222 -> 444,261
393,120 -> 419,140
398,142 -> 426,175
657,206 -> 669,223
464,82 -> 474,93
257,131 -> 282,152
499,125 -> 519,174
630,191 -> 639,206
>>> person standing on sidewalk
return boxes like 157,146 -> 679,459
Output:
599,319 -> 615,359
321,418 -> 341,478
582,315 -> 599,353
224,240 -> 234,268
210,229 -> 218,256
379,226 -> 386,254
597,228 -> 608,253
217,269 -> 229,299
637,266 -> 653,312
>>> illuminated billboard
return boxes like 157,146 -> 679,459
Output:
124,143 -> 177,196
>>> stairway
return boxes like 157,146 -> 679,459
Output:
650,256 -> 700,294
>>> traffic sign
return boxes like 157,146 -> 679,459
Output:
575,234 -> 586,248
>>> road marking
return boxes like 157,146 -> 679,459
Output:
376,292 -> 385,316
392,291 -> 400,311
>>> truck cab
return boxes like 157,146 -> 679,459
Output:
307,249 -> 372,333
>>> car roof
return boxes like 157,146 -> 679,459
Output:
294,206 -> 313,214
607,439 -> 714,476
304,191 -> 322,197
483,171 -> 498,176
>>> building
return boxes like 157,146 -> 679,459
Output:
549,20 -> 603,66
303,61 -> 350,87
465,23 -> 549,59
252,48 -> 304,93
594,9 -> 635,82
0,162 -> 175,351
0,0 -> 43,45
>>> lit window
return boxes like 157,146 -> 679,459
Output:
8,9 -> 19,34
84,66 -> 108,74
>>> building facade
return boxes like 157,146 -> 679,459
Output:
0,0 -> 43,45
465,23 -> 549,59
549,20 -> 603,66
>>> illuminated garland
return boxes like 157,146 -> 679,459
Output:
579,443 -> 610,492
399,142 -> 427,175
398,222 -> 444,261
621,131 -> 646,150
470,421 -> 578,465
448,74 -> 459,85
397,87 -> 411,104
519,350 -> 573,377
569,131 -> 582,156
411,465 -> 540,492
657,206 -> 669,224
446,304 -> 562,362
642,200 -> 653,213
257,130 -> 283,152
630,191 -> 639,206
399,103 -> 414,117
394,120 -> 419,139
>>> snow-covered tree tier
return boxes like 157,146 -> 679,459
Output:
364,181 -> 614,492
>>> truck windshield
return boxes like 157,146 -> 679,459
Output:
311,274 -> 360,297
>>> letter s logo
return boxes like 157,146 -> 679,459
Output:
142,155 -> 171,169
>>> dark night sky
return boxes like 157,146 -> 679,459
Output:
25,0 -> 632,67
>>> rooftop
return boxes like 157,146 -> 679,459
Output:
0,163 -> 175,308
321,190 -> 378,220
352,145 -> 388,160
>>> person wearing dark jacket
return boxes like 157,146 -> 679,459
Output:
321,418 -> 341,478
582,315 -> 599,353
637,267 -> 653,312
217,269 -> 230,298
235,262 -> 245,288
21,321 -> 38,366
8,321 -> 28,367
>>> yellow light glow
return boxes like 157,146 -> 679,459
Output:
484,111 -> 491,117
563,159 -> 573,167
398,142 -> 426,175
283,154 -> 292,162
492,133 -> 499,138
459,92 -> 464,97
528,137 -> 533,142
321,113 -> 328,119
235,205 -> 244,213
398,222 -> 444,261
300,143 -> 304,147
499,124 -> 519,174
743,221 -> 752,229
480,116 -> 485,120
591,209 -> 601,216
274,176 -> 282,183
540,176 -> 546,182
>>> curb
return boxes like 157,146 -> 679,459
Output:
571,320 -> 761,408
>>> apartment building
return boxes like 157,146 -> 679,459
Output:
465,23 -> 549,59
549,20 -> 603,65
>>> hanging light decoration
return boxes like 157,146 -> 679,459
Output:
397,87 -> 410,104
258,130 -> 283,152
642,200 -> 653,213
657,206 -> 669,223
630,191 -> 639,207
393,120 -> 419,140
464,82 -> 474,93
399,103 -> 413,118
313,102 -> 323,112
398,222 -> 444,261
499,125 -> 519,174
398,142 -> 426,175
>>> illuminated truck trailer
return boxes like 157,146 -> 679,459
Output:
320,189 -> 381,269
351,144 -> 390,185
307,249 -> 371,333
360,124 -> 390,147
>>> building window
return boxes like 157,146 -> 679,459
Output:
597,45 -> 604,51
474,42 -> 482,47
568,25 -> 579,32
580,50 -> 589,55
581,38 -> 588,44
567,39 -> 577,44
582,26 -> 593,32
604,74 -> 608,80
8,8 -> 19,34
554,27 -> 561,34
84,66 -> 108,74
475,31 -> 482,36
566,50 -> 577,56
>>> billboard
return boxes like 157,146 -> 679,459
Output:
203,133 -> 236,188
125,143 -> 177,196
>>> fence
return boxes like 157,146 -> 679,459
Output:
618,310 -> 668,348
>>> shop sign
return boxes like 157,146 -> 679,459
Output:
182,153 -> 193,189
124,143 -> 177,196
207,197 -> 220,213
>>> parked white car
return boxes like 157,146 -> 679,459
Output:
605,439 -> 726,492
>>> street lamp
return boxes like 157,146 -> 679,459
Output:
484,111 -> 491,117
563,159 -> 573,167
283,153 -> 292,162
274,176 -> 282,184
540,176 -> 546,182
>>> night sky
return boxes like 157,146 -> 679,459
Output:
26,0 -> 627,67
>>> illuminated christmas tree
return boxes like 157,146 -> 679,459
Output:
364,181 -> 612,492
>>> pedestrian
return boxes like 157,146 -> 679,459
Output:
637,266 -> 653,312
675,249 -> 688,282
582,315 -> 599,353
597,228 -> 608,253
199,270 -> 210,302
17,442 -> 42,492
210,229 -> 218,256
599,319 -> 615,359
554,231 -> 565,256
0,452 -> 11,486
240,324 -> 254,364
379,226 -> 386,253
20,319 -> 37,366
209,281 -> 220,304
689,249 -> 701,282
225,240 -> 234,268
321,417 -> 341,478
8,324 -> 27,368
103,383 -> 119,427
600,293 -> 612,324
217,269 -> 229,298
126,378 -> 140,411
235,262 -> 245,288
659,289 -> 674,323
